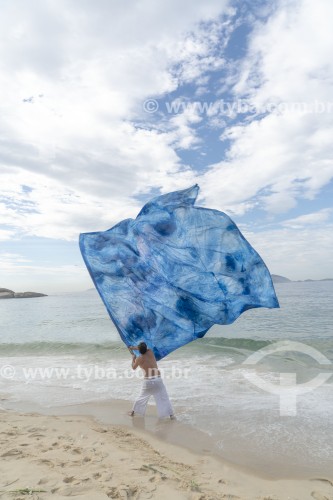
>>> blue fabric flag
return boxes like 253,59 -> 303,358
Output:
79,185 -> 279,360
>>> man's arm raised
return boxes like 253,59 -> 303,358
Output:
131,354 -> 140,370
128,345 -> 140,352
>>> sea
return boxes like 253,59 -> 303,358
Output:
0,282 -> 332,478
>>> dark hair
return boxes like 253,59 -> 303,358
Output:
138,342 -> 147,355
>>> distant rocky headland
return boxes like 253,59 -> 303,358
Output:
0,288 -> 47,299
271,274 -> 333,283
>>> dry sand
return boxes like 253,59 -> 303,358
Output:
0,410 -> 332,500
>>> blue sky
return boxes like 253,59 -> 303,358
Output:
1,0 -> 332,293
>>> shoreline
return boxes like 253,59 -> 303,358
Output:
1,401 -> 332,499
1,396 -> 332,481
1,408 -> 332,500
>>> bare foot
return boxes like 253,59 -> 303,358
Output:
127,411 -> 134,417
170,414 -> 176,420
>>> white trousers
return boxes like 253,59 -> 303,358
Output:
132,376 -> 174,418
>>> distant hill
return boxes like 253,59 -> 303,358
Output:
271,276 -> 333,283
0,288 -> 47,299
271,274 -> 291,283
296,278 -> 333,282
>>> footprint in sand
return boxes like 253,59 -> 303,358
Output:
312,478 -> 333,488
1,448 -> 24,458
310,478 -> 333,500
93,427 -> 108,434
221,495 -> 241,499
28,432 -> 46,438
311,492 -> 331,500
71,447 -> 83,454
26,427 -> 46,433
38,477 -> 59,489
106,485 -> 139,499
2,431 -> 18,436
63,476 -> 76,483
106,486 -> 120,498
57,485 -> 91,496
35,458 -> 55,468
95,471 -> 113,482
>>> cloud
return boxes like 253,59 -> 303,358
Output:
0,169 -> 143,240
0,251 -> 88,293
0,0 -> 233,242
245,224 -> 333,280
200,0 -> 333,214
0,229 -> 16,241
0,1 -> 232,242
0,229 -> 14,241
1,0 -> 332,289
281,208 -> 332,229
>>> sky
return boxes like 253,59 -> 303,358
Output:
1,0 -> 332,293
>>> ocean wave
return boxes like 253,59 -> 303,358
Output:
1,337 -> 332,365
0,341 -> 125,356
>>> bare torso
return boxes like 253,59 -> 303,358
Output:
137,349 -> 161,378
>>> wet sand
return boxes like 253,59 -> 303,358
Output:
0,401 -> 332,499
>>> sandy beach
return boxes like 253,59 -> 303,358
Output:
1,408 -> 332,500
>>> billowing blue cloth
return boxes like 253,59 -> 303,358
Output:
79,185 -> 279,360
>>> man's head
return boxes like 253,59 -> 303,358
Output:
138,342 -> 147,355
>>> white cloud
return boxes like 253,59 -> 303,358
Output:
245,224 -> 333,280
168,103 -> 203,149
0,229 -> 15,241
0,251 -> 89,293
1,0 -> 332,289
0,169 -> 142,240
0,0 -> 232,241
200,0 -> 333,214
281,208 -> 332,229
